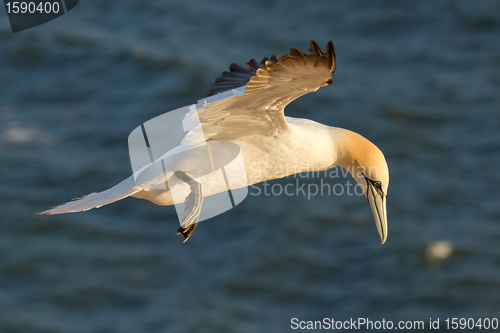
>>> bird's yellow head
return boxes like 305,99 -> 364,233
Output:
337,130 -> 389,244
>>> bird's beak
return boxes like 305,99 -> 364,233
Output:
367,183 -> 388,244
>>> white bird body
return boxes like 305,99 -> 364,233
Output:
132,116 -> 340,206
40,41 -> 390,244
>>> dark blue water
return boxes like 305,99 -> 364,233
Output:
1,1 -> 500,332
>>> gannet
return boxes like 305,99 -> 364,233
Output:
39,41 -> 389,244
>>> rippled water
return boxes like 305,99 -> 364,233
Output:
1,1 -> 500,332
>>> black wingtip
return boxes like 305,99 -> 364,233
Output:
246,58 -> 261,72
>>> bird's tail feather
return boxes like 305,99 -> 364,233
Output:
38,175 -> 141,215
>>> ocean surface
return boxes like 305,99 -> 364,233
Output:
1,1 -> 500,332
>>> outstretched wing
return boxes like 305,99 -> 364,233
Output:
195,40 -> 337,141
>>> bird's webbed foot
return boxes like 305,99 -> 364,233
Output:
177,223 -> 198,242
174,172 -> 203,243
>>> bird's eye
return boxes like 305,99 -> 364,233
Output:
373,181 -> 381,188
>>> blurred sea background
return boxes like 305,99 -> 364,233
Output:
1,1 -> 500,332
